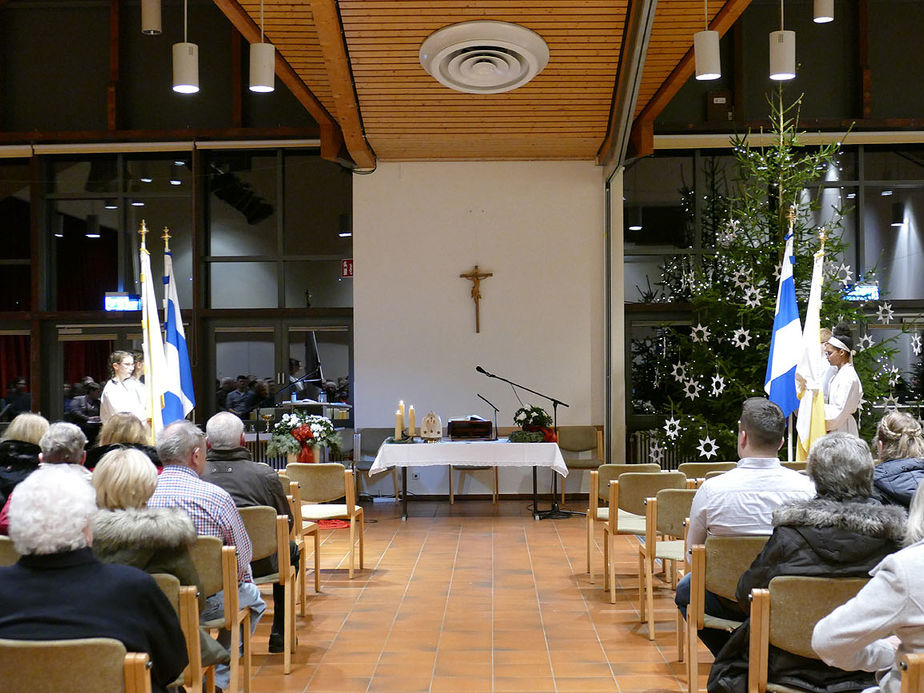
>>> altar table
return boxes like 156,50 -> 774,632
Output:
369,438 -> 567,519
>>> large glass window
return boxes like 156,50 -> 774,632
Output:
0,159 -> 31,310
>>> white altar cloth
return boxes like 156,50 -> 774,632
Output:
369,438 -> 568,477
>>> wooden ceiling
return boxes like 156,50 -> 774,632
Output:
224,0 -> 751,167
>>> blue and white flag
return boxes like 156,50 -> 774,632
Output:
764,233 -> 802,417
162,250 -> 195,425
140,244 -> 169,440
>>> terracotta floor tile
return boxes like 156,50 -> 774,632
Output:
429,675 -> 493,692
493,676 -> 557,691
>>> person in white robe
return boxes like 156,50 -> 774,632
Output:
823,334 -> 862,435
100,350 -> 146,424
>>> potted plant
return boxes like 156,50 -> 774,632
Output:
510,405 -> 557,443
266,411 -> 342,462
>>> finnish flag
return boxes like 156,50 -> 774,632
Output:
162,251 -> 195,424
764,233 -> 802,417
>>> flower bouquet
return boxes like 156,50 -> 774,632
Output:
266,412 -> 342,462
509,405 -> 557,443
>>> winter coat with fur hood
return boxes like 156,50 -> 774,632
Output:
91,506 -> 203,609
707,497 -> 907,693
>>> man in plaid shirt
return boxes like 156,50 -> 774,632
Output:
150,420 -> 266,692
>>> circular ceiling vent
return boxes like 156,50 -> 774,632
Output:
419,21 -> 549,94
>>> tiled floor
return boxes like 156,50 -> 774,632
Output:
247,499 -> 711,692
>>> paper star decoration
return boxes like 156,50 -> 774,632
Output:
731,269 -> 750,289
731,328 -> 751,350
649,440 -> 664,465
889,366 -> 901,388
684,378 -> 703,401
671,362 -> 687,383
877,302 -> 894,324
718,219 -> 740,246
857,333 -> 874,351
711,373 -> 726,397
857,397 -> 867,413
836,263 -> 854,288
882,395 -> 899,411
913,334 -> 923,356
691,323 -> 710,343
743,287 -> 762,308
663,416 -> 681,440
697,435 -> 719,460
772,263 -> 781,281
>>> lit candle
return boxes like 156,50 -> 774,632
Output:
399,400 -> 406,420
395,409 -> 403,440
407,405 -> 415,437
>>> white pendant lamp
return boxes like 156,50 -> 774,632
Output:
694,0 -> 720,80
249,0 -> 275,92
813,0 -> 834,23
173,0 -> 199,93
769,0 -> 795,81
141,0 -> 161,35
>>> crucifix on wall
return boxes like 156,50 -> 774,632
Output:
460,265 -> 493,333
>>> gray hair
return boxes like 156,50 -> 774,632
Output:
906,483 -> 924,545
740,397 -> 786,448
39,422 -> 87,463
156,420 -> 205,466
9,465 -> 97,555
806,432 -> 874,500
206,411 -> 244,450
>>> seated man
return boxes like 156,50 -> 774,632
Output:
201,412 -> 299,654
676,397 -> 815,654
66,380 -> 102,440
148,420 -> 265,692
225,375 -> 257,420
0,465 -> 186,693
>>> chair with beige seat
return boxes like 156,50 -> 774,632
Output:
686,535 -> 770,692
448,463 -> 498,504
587,463 -> 661,578
637,488 -> 697,654
152,572 -> 213,693
557,425 -> 604,504
0,636 -> 152,692
0,535 -> 18,566
354,427 -> 399,499
278,473 -> 321,609
602,470 -> 687,602
189,536 -> 251,693
748,575 -> 869,693
286,462 -> 364,578
238,506 -> 296,674
677,462 -> 736,487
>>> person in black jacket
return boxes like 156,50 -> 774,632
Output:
0,412 -> 48,508
872,411 -> 924,508
707,432 -> 907,693
0,464 -> 187,693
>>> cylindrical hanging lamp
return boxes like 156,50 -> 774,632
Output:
141,0 -> 161,34
694,1 -> 720,80
813,0 -> 834,23
769,30 -> 796,80
891,202 -> 905,228
173,0 -> 199,94
249,43 -> 276,93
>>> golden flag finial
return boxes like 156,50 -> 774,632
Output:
139,220 -> 148,249
162,226 -> 172,252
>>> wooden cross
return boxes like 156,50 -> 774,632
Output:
460,265 -> 493,333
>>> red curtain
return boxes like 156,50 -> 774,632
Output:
0,335 -> 29,393
63,341 -> 113,385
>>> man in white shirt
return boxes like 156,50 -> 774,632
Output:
676,397 -> 815,654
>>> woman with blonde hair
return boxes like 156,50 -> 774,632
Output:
85,412 -> 160,470
873,411 -> 924,507
0,412 -> 49,507
91,447 -> 229,668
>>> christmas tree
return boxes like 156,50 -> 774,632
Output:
634,94 -> 899,462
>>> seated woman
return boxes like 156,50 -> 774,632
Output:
812,482 -> 924,692
91,447 -> 229,667
707,432 -> 906,693
872,411 -> 924,507
84,412 -> 160,470
0,413 -> 49,508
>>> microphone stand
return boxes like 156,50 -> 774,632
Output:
477,367 -> 576,519
477,393 -> 500,440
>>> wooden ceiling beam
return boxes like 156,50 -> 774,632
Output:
308,0 -> 376,169
211,0 -> 347,165
629,0 -> 752,159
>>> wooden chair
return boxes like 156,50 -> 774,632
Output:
238,506 -> 296,674
901,652 -> 924,693
0,535 -> 18,566
354,427 -> 399,499
748,575 -> 869,693
281,477 -> 321,612
0,636 -> 152,692
677,462 -> 736,487
448,464 -> 498,504
587,463 -> 661,578
603,470 -> 687,602
686,536 -> 770,693
557,425 -> 604,504
189,536 -> 251,693
286,462 -> 364,578
637,488 -> 697,654
152,572 -> 213,693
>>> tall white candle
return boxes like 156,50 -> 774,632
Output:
395,409 -> 404,439
407,405 -> 415,437
399,400 -> 406,420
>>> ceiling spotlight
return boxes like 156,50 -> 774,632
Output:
173,0 -> 199,94
813,0 -> 834,23
104,199 -> 118,209
169,164 -> 182,186
141,0 -> 161,34
769,1 -> 795,81
891,202 -> 905,228
131,199 -> 145,207
249,0 -> 275,93
694,0 -> 720,80
881,189 -> 894,197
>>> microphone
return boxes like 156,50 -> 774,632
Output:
475,365 -> 487,375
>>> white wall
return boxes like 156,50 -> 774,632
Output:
354,161 -> 605,496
